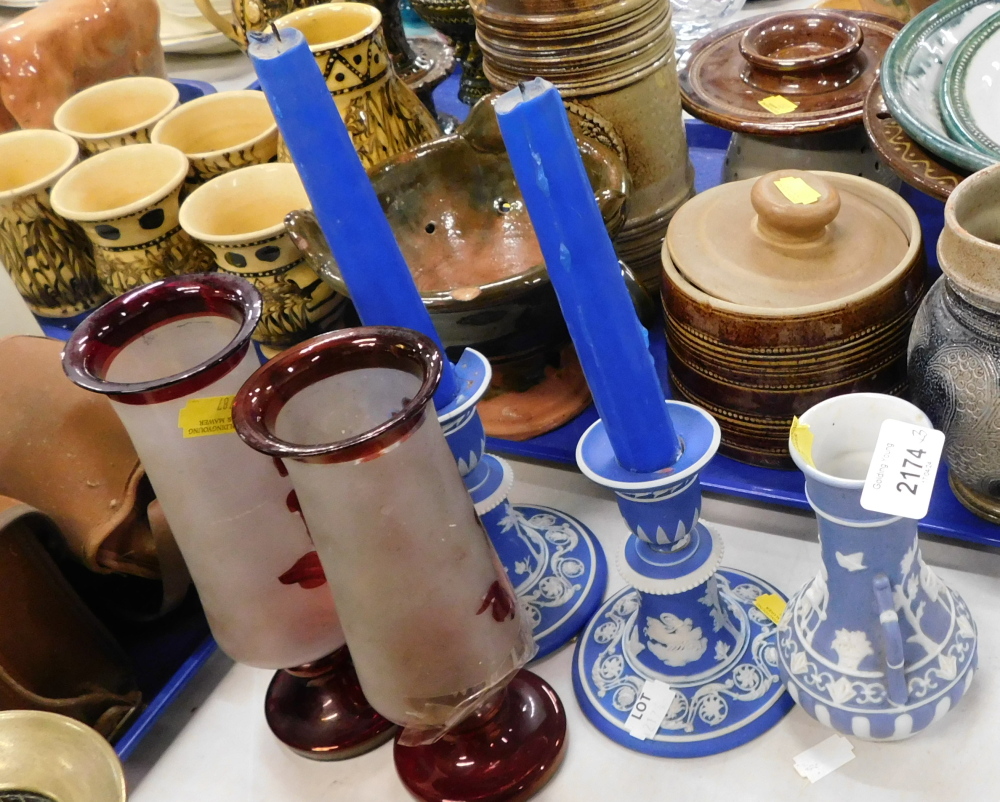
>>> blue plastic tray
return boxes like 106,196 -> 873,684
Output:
486,122 -> 1000,548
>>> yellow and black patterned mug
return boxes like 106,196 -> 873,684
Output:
50,143 -> 216,296
0,129 -> 109,318
151,90 -> 279,194
179,162 -> 348,355
53,77 -> 180,157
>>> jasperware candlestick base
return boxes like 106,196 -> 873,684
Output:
394,669 -> 566,802
442,349 -> 608,659
265,647 -> 397,760
572,401 -> 793,757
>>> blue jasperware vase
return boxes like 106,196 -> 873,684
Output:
779,393 -> 978,741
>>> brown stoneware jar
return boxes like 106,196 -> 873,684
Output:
661,169 -> 926,468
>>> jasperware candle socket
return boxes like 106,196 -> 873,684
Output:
233,326 -> 567,802
62,273 -> 395,760
781,393 -> 978,739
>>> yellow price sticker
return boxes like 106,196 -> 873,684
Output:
757,94 -> 799,115
774,176 -> 822,205
755,593 -> 787,625
178,395 -> 235,439
790,416 -> 815,467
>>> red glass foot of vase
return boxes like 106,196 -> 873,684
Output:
265,646 -> 397,760
393,670 -> 567,802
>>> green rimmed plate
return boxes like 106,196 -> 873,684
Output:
941,10 -> 1000,159
881,0 -> 998,172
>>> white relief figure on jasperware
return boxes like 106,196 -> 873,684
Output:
895,543 -> 942,658
645,613 -> 708,667
715,640 -> 731,662
796,565 -> 829,644
831,629 -> 875,671
835,551 -> 867,572
699,578 -> 728,633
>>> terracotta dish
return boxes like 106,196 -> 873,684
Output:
661,169 -> 925,468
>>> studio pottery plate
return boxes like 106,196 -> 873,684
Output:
940,9 -> 1000,159
881,0 -> 998,172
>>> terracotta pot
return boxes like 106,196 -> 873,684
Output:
471,0 -> 694,293
662,169 -> 926,468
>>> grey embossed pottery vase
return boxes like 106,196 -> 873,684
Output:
909,162 -> 1000,523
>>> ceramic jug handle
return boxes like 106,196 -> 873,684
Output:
872,573 -> 908,706
192,0 -> 244,46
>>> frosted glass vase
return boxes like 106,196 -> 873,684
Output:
62,273 -> 342,668
233,326 -> 568,802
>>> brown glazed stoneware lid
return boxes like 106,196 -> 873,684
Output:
666,169 -> 909,309
680,10 -> 901,135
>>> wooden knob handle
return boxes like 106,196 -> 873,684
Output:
751,170 -> 840,243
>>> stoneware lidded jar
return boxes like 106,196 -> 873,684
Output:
780,393 -> 977,741
909,162 -> 1000,523
680,10 -> 900,187
662,168 -> 925,467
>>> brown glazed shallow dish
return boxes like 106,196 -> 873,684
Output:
680,10 -> 899,136
863,78 -> 967,202
661,169 -> 926,468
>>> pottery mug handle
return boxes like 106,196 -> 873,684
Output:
872,573 -> 908,706
192,0 -> 244,45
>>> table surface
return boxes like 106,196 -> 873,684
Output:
124,458 -> 1000,802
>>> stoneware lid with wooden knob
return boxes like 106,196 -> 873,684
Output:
679,10 -> 900,134
665,168 -> 909,308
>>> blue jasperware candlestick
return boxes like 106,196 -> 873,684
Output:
249,29 -> 607,658
496,78 -> 792,756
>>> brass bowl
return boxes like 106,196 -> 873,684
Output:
0,710 -> 127,802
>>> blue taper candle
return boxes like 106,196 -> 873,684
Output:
247,27 -> 460,406
495,79 -> 681,472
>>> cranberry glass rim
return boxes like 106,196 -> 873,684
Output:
232,326 -> 444,464
62,272 -> 262,404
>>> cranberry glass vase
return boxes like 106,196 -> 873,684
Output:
233,327 -> 567,801
62,274 -> 393,758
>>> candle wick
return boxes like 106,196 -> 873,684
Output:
517,81 -> 527,99
271,22 -> 282,41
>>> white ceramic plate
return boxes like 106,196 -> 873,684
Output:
940,10 -> 1000,159
159,3 -> 239,55
881,0 -> 999,172
0,0 -> 46,8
